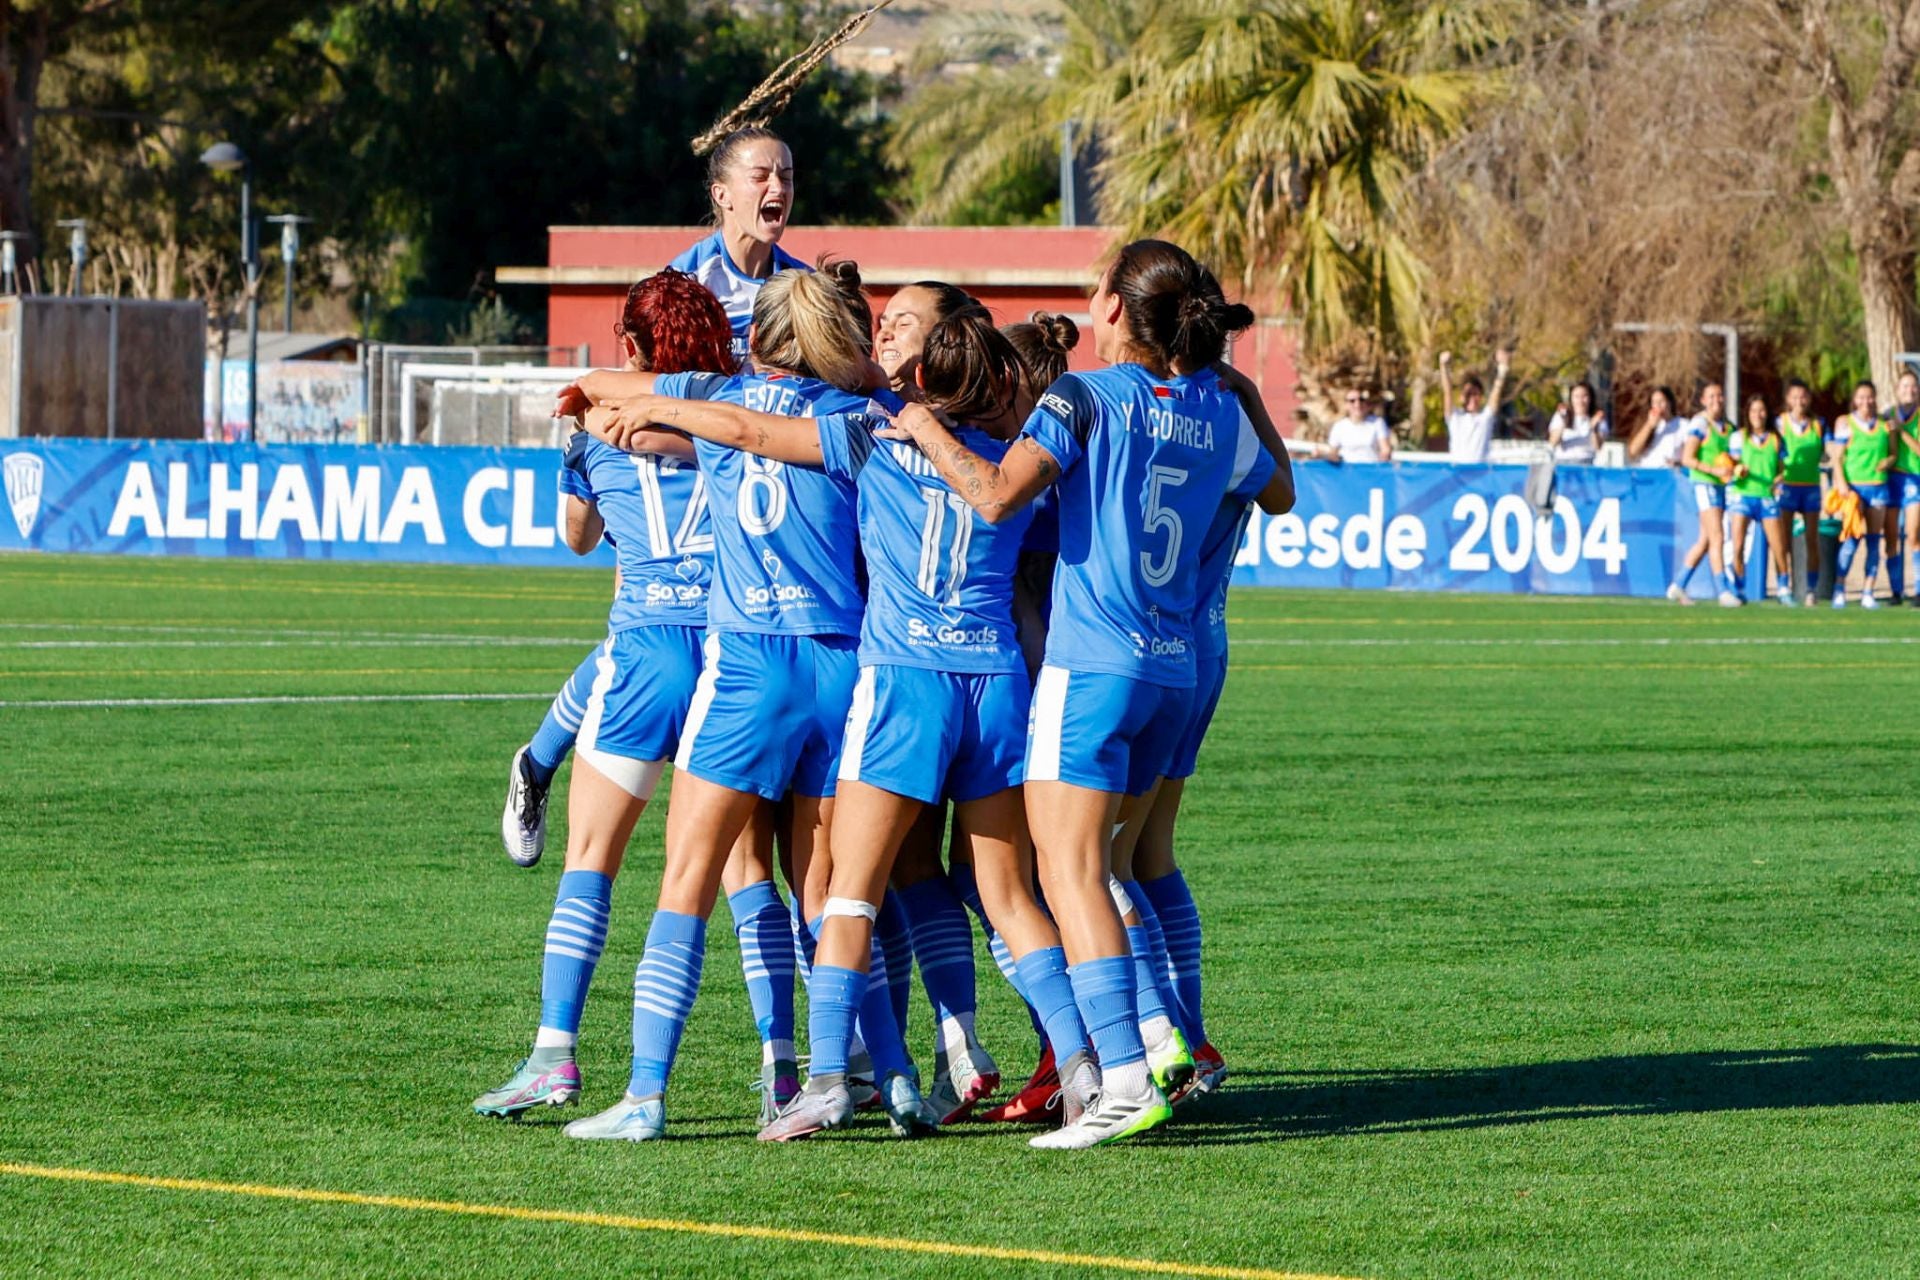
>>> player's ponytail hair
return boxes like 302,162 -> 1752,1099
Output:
1001,311 -> 1079,394
1105,239 -> 1254,373
921,306 -> 1021,422
751,269 -> 869,392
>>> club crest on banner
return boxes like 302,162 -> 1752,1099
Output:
4,451 -> 42,538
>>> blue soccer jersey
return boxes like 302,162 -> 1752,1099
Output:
560,431 -> 712,630
1021,365 -> 1269,688
668,233 -> 811,360
654,370 -> 877,637
817,420 -> 1032,675
1192,502 -> 1262,663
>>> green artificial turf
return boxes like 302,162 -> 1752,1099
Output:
3,552 -> 1918,1279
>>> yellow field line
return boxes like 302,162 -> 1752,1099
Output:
0,1162 -> 1363,1280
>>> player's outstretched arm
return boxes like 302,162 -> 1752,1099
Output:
884,402 -> 1056,524
563,496 -> 604,556
1214,362 -> 1296,515
600,394 -> 824,466
580,407 -> 698,460
559,369 -> 662,416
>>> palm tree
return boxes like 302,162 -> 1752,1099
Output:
886,0 -> 1157,224
1099,0 -> 1514,366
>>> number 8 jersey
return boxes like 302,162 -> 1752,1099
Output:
655,369 -> 880,637
1021,365 -> 1269,688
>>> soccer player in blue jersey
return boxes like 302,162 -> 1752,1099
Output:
592,307 -> 1098,1144
558,268 -> 938,1141
472,271 -> 737,1119
1113,360 -> 1296,1105
886,240 -> 1294,1148
670,127 -> 809,362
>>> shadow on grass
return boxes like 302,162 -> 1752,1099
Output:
1160,1044 -> 1920,1143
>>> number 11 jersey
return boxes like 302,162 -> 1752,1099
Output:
1020,365 -> 1268,688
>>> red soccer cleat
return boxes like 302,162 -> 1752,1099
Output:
978,1045 -> 1059,1123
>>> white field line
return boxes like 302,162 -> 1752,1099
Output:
0,622 -> 597,645
0,692 -> 555,709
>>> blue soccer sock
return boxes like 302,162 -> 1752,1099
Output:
1013,946 -> 1090,1061
1126,923 -> 1173,1035
628,911 -> 706,1099
527,654 -> 595,784
895,877 -> 977,1052
876,890 -> 915,1037
950,865 -> 1046,1043
1891,541 -> 1906,598
1674,557 -> 1701,591
1865,533 -> 1884,584
1069,954 -> 1148,1094
1837,537 -> 1860,587
1139,871 -> 1208,1049
807,964 -> 865,1078
791,895 -> 815,980
725,880 -> 796,1064
534,869 -> 612,1049
861,933 -> 913,1080
1125,885 -> 1188,1041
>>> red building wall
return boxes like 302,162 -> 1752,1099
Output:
500,226 -> 1298,414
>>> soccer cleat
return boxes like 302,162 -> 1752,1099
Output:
1863,592 -> 1881,610
1805,591 -> 1818,607
928,1040 -> 1001,1124
1716,590 -> 1742,608
847,1048 -> 881,1112
1665,583 -> 1694,606
979,1046 -> 1059,1124
1777,588 -> 1797,607
880,1070 -> 941,1137
1028,1083 -> 1172,1150
563,1093 -> 665,1141
473,1055 -> 581,1117
758,1058 -> 801,1126
757,1077 -> 853,1142
1058,1050 -> 1100,1128
1193,1042 -> 1229,1094
1145,1026 -> 1195,1096
1833,592 -> 1847,609
501,746 -> 550,868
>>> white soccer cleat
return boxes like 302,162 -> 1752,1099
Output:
1028,1083 -> 1172,1150
880,1071 -> 941,1137
1776,588 -> 1797,607
929,1041 -> 1001,1125
758,1078 -> 853,1142
562,1093 -> 665,1141
1805,592 -> 1818,607
1863,592 -> 1881,610
1717,590 -> 1742,608
1833,592 -> 1847,610
1057,1050 -> 1100,1128
501,745 -> 549,868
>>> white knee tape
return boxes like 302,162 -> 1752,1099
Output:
1106,874 -> 1135,918
823,896 -> 879,922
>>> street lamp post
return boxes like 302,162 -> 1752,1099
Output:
265,214 -> 311,333
200,141 -> 260,441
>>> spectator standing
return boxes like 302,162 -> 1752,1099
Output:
1548,382 -> 1609,463
1326,388 -> 1393,463
1628,386 -> 1688,468
1439,347 -> 1509,464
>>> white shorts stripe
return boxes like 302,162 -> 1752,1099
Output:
674,634 -> 724,773
574,640 -> 617,757
1027,665 -> 1069,784
836,666 -> 879,785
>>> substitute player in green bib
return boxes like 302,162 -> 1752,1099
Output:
1776,381 -> 1825,606
1669,382 -> 1740,606
1887,367 -> 1920,607
1828,379 -> 1894,608
1727,394 -> 1791,604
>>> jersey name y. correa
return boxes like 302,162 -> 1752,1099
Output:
560,432 -> 711,630
667,233 -> 810,361
817,418 -> 1032,674
1020,365 -> 1268,687
655,370 -> 874,637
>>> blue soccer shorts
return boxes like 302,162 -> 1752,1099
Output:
1728,493 -> 1779,521
1693,482 -> 1726,511
1852,482 -> 1892,511
1893,471 -> 1920,510
676,630 -> 860,800
1166,654 -> 1230,781
575,625 -> 705,799
1777,484 -> 1822,517
1024,665 -> 1190,798
838,664 -> 1031,805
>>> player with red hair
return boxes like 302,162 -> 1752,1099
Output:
476,270 -> 738,1120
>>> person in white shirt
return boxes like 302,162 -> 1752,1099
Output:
1439,347 -> 1509,463
1627,386 -> 1687,468
1324,388 -> 1393,462
1548,382 -> 1608,463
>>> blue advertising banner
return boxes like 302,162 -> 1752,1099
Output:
0,438 -> 611,567
1,440 -> 1710,598
1227,462 -> 1700,598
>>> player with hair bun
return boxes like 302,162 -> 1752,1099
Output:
556,265 -> 939,1141
473,270 -> 736,1120
888,240 -> 1293,1148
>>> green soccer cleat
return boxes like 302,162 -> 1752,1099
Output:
1146,1026 -> 1195,1096
472,1054 -> 580,1117
1029,1083 -> 1172,1150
